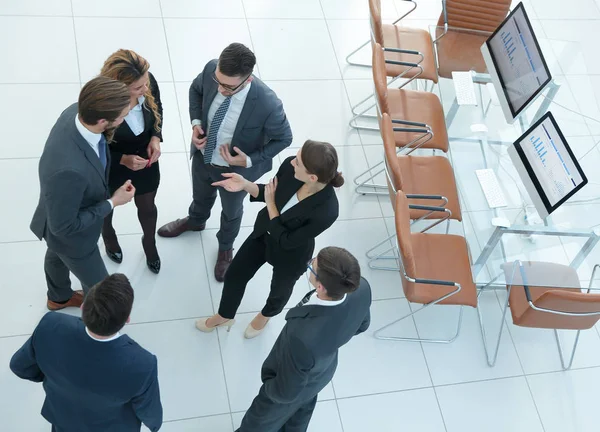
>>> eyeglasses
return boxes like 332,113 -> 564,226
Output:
212,73 -> 251,92
307,258 -> 318,279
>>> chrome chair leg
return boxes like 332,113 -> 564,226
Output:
554,329 -> 582,370
374,286 -> 464,343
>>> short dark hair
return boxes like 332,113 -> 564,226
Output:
316,247 -> 361,300
81,274 -> 134,336
218,43 -> 256,77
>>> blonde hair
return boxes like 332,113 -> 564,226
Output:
100,49 -> 161,134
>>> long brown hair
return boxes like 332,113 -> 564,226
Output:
301,140 -> 344,187
100,49 -> 161,134
78,76 -> 130,142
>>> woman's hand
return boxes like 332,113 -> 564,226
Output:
265,177 -> 280,220
265,177 -> 278,206
121,154 -> 149,171
147,137 -> 161,165
212,172 -> 248,192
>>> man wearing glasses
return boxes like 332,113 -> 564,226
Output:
237,247 -> 372,432
158,43 -> 292,281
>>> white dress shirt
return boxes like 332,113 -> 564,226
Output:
192,82 -> 253,168
124,96 -> 145,136
304,292 -> 347,307
74,115 -> 114,209
85,327 -> 122,342
281,192 -> 300,214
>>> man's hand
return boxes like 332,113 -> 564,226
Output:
219,144 -> 248,167
111,180 -> 136,207
147,137 -> 161,165
192,125 -> 207,150
121,155 -> 149,171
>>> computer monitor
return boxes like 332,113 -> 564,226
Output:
480,2 -> 552,123
507,112 -> 587,219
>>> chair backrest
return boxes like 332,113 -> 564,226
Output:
394,190 -> 417,280
369,0 -> 385,45
372,43 -> 390,117
521,290 -> 600,330
380,114 -> 404,202
437,0 -> 511,33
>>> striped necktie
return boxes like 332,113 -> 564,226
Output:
98,134 -> 107,171
296,290 -> 316,307
204,96 -> 232,164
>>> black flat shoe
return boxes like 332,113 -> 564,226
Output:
105,246 -> 123,264
146,259 -> 161,274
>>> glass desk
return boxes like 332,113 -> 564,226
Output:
429,25 -> 600,290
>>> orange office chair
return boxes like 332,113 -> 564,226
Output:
354,43 -> 450,195
351,0 -> 439,125
479,261 -> 600,370
367,113 -> 462,271
374,190 -> 477,343
434,0 -> 511,78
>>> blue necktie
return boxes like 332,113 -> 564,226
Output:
98,134 -> 107,171
296,290 -> 316,307
204,96 -> 232,164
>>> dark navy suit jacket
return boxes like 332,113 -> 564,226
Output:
10,312 -> 162,432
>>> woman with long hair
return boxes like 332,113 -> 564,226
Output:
100,49 -> 163,273
195,140 -> 343,338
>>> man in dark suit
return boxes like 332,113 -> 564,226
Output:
10,274 -> 163,432
237,247 -> 372,431
30,76 -> 137,311
157,43 -> 293,281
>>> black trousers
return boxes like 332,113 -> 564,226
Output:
44,246 -> 108,302
218,234 -> 307,319
237,386 -> 318,432
188,151 -> 247,251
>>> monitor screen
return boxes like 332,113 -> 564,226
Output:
513,112 -> 587,214
485,2 -> 551,118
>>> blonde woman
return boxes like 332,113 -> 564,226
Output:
100,49 -> 163,273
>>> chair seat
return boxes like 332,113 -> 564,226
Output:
404,232 -> 477,307
397,155 -> 462,221
434,29 -> 488,79
382,25 -> 438,83
387,88 -> 449,152
505,261 -> 600,330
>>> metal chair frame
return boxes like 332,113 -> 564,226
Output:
478,261 -> 600,370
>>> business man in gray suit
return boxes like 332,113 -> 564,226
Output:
30,76 -> 137,311
157,43 -> 293,282
237,247 -> 372,432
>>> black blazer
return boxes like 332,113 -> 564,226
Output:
110,72 -> 163,163
10,313 -> 162,432
260,278 -> 372,404
250,156 -> 339,268
188,59 -> 293,182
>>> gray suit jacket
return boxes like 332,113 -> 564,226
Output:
189,59 -> 293,181
30,103 -> 113,257
260,277 -> 372,405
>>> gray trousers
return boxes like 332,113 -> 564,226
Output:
44,246 -> 108,302
237,386 -> 318,432
188,151 -> 247,251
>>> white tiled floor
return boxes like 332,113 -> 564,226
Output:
3,0 -> 600,431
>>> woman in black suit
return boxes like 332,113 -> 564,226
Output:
100,49 -> 163,273
196,140 -> 343,338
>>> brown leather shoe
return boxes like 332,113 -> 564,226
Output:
157,217 -> 205,238
47,290 -> 84,311
215,249 -> 233,282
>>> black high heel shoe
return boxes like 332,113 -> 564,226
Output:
142,236 -> 161,274
104,245 -> 123,264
